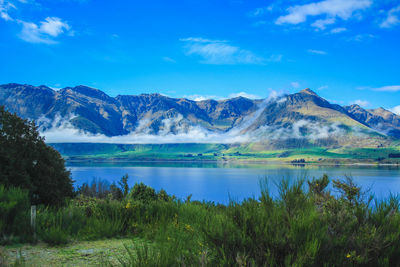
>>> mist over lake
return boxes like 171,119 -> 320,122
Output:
68,162 -> 400,204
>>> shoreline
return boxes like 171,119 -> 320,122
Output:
64,158 -> 400,167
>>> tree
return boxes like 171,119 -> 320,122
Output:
0,106 -> 73,206
118,174 -> 129,198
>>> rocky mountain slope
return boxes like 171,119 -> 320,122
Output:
1,83 -> 399,147
0,83 -> 259,135
344,104 -> 400,138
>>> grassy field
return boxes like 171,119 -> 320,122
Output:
49,143 -> 400,164
1,238 -> 141,266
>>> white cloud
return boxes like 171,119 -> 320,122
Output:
18,17 -> 71,44
185,92 -> 261,101
18,20 -> 56,44
311,17 -> 335,30
0,1 -> 73,43
248,6 -> 273,17
317,85 -> 328,90
308,49 -> 327,55
163,57 -> 176,63
291,82 -> 300,88
40,17 -> 70,37
266,54 -> 283,62
180,37 -> 227,43
380,5 -> 400,28
252,20 -> 267,27
373,85 -> 400,92
390,105 -> 400,115
180,37 -> 264,65
276,0 -> 372,29
0,10 -> 12,21
349,33 -> 375,42
0,0 -> 16,21
330,27 -> 347,33
40,116 -> 352,144
351,99 -> 369,107
184,94 -> 222,101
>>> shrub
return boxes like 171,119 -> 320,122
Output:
36,203 -> 88,245
157,189 -> 170,202
81,200 -> 127,240
113,243 -> 174,267
0,185 -> 31,244
128,183 -> 157,203
82,214 -> 125,240
39,224 -> 69,246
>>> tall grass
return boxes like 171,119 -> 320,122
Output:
0,185 -> 32,244
3,175 -> 400,265
110,176 -> 400,266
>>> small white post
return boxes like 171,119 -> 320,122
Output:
31,205 -> 36,241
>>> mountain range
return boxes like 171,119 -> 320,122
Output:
1,83 -> 399,148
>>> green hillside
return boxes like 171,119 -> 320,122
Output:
49,143 -> 400,164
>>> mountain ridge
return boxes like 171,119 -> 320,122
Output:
1,83 -> 399,147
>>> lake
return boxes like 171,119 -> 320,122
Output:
67,162 -> 400,204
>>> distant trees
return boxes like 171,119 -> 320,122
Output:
0,106 -> 73,206
76,175 -> 130,201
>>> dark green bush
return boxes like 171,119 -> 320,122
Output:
157,189 -> 170,202
128,183 -> 158,203
37,197 -> 130,243
0,185 -> 32,244
81,200 -> 127,239
39,224 -> 69,246
37,205 -> 86,245
112,243 -> 177,267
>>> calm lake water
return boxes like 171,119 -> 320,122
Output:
67,162 -> 400,204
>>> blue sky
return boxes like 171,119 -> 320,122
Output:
0,0 -> 399,113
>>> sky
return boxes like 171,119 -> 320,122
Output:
0,0 -> 399,113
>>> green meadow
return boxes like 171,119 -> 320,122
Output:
50,143 -> 400,164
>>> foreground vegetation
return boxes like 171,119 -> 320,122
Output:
2,175 -> 400,266
0,106 -> 74,207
